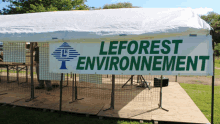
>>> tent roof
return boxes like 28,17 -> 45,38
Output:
0,8 -> 212,42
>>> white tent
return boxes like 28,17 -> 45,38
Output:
0,8 -> 211,42
0,8 -> 215,123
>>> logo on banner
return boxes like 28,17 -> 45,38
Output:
51,42 -> 80,69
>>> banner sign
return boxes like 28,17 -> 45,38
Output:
49,35 -> 213,76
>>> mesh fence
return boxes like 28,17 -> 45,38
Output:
0,42 -> 176,110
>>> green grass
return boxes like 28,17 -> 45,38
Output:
215,58 -> 220,68
180,83 -> 220,123
215,69 -> 220,78
0,106 -> 152,124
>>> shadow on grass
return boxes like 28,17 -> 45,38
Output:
0,104 -> 153,124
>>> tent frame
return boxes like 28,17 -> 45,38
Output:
211,30 -> 215,124
22,31 -> 215,123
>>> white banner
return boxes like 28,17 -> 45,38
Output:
49,35 -> 213,76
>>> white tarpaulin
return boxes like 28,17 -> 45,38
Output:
0,8 -> 213,76
0,8 -> 211,42
49,35 -> 213,76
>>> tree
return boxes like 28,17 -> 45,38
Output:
201,12 -> 220,55
103,2 -> 139,9
1,0 -> 89,15
201,12 -> 220,44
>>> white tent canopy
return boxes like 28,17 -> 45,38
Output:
0,8 -> 211,42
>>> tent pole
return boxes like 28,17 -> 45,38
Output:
69,73 -> 74,103
103,74 -> 115,111
211,30 -> 215,124
131,75 -> 133,85
59,73 -> 63,117
75,73 -> 77,100
175,75 -> 177,82
158,75 -> 169,112
30,42 -> 34,99
111,74 -> 115,109
25,42 -> 36,102
69,74 -> 84,103
121,75 -> 134,88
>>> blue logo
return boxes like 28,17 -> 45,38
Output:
51,42 -> 80,69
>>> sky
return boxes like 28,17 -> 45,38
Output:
0,0 -> 218,15
85,0 -> 218,15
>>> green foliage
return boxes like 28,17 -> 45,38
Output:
215,58 -> 220,68
103,2 -> 138,9
201,12 -> 220,44
1,0 -> 89,14
214,43 -> 220,51
90,7 -> 102,10
201,12 -> 220,25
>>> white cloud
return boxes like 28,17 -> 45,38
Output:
193,7 -> 213,16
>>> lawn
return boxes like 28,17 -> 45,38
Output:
0,105 -> 152,124
180,83 -> 220,123
214,58 -> 220,78
215,58 -> 220,68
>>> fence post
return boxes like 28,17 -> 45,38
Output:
175,75 -> 177,82
160,75 -> 163,107
75,73 -> 77,100
72,74 -> 74,102
159,75 -> 169,112
59,73 -> 63,117
111,74 -> 115,109
25,42 -> 36,102
30,42 -> 34,99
